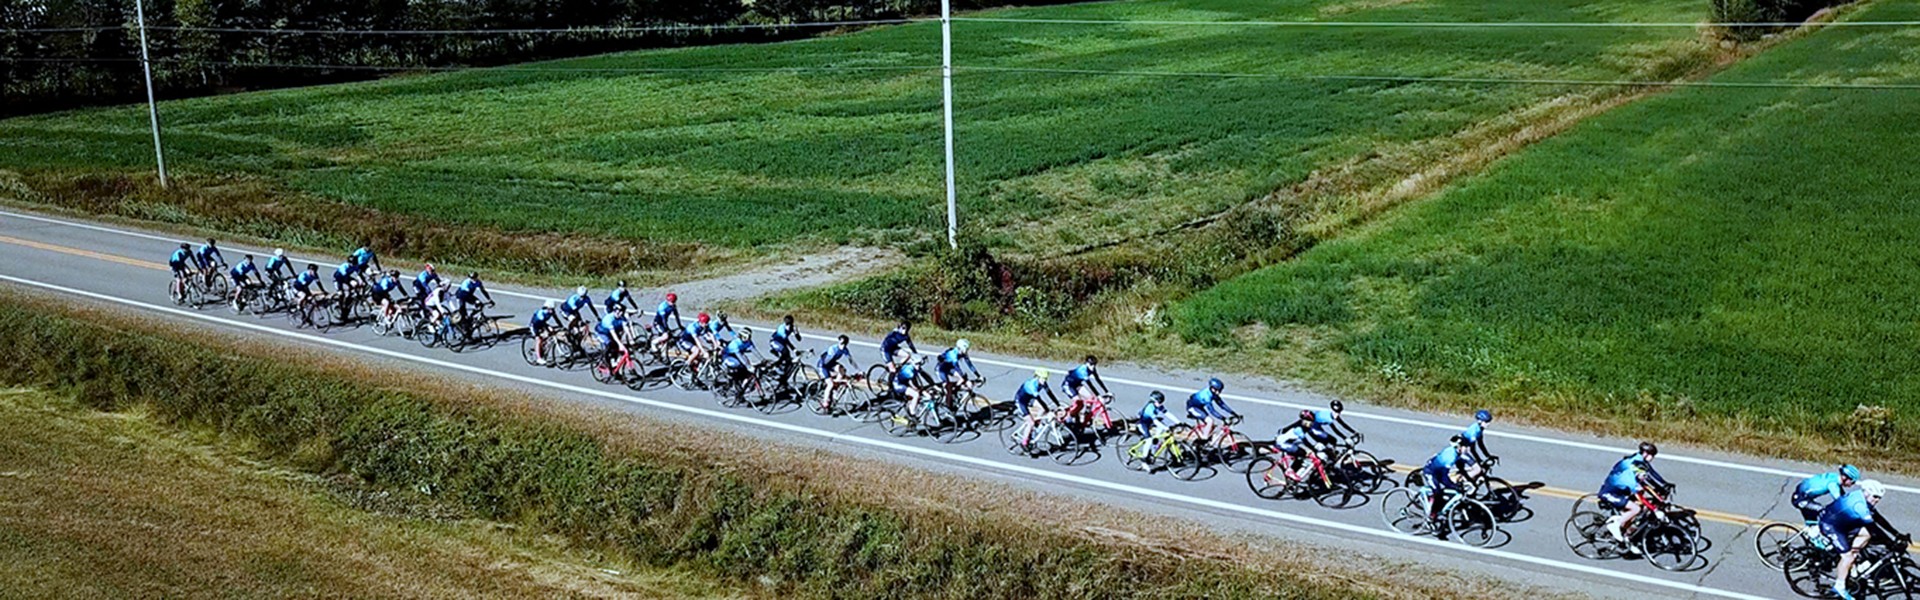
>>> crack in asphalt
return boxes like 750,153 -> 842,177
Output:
1692,478 -> 1794,594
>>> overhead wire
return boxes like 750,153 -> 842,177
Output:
954,65 -> 1920,90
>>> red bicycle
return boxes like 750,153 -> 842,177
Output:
592,347 -> 644,388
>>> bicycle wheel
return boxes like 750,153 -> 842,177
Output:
1339,450 -> 1388,495
169,279 -> 187,305
1639,522 -> 1699,571
1755,522 -> 1803,570
999,421 -> 1032,455
1447,498 -> 1499,547
1050,424 -> 1092,465
1170,440 -> 1206,481
1564,510 -> 1617,560
520,335 -> 544,366
591,358 -> 616,384
1872,558 -> 1920,600
286,302 -> 307,327
931,400 -> 966,444
1113,431 -> 1148,471
864,364 -> 892,391
1381,489 -> 1428,535
1220,431 -> 1257,473
1246,457 -> 1288,500
752,371 -> 787,414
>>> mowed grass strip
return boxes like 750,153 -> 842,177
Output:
0,0 -> 1712,253
1170,0 -> 1920,455
0,387 -> 743,600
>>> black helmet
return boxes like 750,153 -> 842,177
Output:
467,272 -> 478,279
617,280 -> 628,287
1086,355 -> 1099,365
1330,400 -> 1344,413
836,334 -> 850,345
1298,410 -> 1313,421
1451,435 -> 1466,445
179,243 -> 190,250
1148,390 -> 1165,403
1638,441 -> 1659,457
783,315 -> 794,325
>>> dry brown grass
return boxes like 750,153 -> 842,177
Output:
0,386 -> 746,600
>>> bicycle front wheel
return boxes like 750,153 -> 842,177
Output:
1564,510 -> 1615,560
520,336 -> 543,366
1169,440 -> 1206,481
1754,522 -> 1802,570
1447,499 -> 1499,548
1381,489 -> 1427,535
1245,457 -> 1287,500
1639,522 -> 1699,571
1339,450 -> 1388,495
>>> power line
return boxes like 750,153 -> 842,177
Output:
155,58 -> 936,75
1,26 -> 121,33
951,16 -> 1920,28
955,65 -> 1920,90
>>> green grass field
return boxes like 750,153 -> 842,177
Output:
0,387 -> 741,599
1170,0 -> 1920,449
0,0 -> 1713,255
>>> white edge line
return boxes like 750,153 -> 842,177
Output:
3,207 -> 1901,495
0,271 -> 1768,600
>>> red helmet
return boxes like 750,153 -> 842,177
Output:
665,292 -> 678,303
697,312 -> 711,324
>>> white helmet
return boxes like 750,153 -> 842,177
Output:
1862,479 -> 1888,499
274,248 -> 285,257
956,339 -> 971,353
543,300 -> 556,309
575,286 -> 587,296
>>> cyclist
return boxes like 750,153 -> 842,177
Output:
290,263 -> 328,323
562,287 -> 599,331
604,281 -> 639,315
936,339 -> 980,390
528,300 -> 562,366
453,272 -> 494,324
422,280 -> 455,328
1422,435 -> 1479,524
650,292 -> 683,355
711,312 -> 737,341
330,260 -> 361,295
671,312 -> 713,370
1013,368 -> 1062,433
227,254 -> 263,308
1460,409 -> 1499,466
411,264 -> 440,304
194,238 -> 226,277
1795,466 -> 1862,546
370,269 -> 403,322
1186,378 -> 1238,440
722,327 -> 758,389
349,245 -> 382,279
1134,391 -> 1180,452
816,335 -> 858,411
1309,400 -> 1361,448
893,355 -> 935,419
1062,355 -> 1111,427
769,315 -> 802,385
1275,410 -> 1329,483
1821,479 -> 1907,600
168,243 -> 195,288
1598,441 -> 1672,546
593,305 -> 633,369
264,248 -> 293,283
881,321 -> 917,368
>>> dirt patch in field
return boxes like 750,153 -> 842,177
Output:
645,245 -> 902,306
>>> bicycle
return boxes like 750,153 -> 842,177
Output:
1757,521 -> 1827,571
1113,424 -> 1205,479
371,302 -> 419,339
592,347 -> 645,387
882,381 -> 968,443
521,326 -> 577,368
1381,485 -> 1500,547
1001,410 -> 1091,464
230,281 -> 266,315
804,369 -> 874,420
287,293 -> 332,330
1406,458 -> 1524,521
1562,485 -> 1701,571
1190,415 -> 1256,473
1780,534 -> 1920,598
713,361 -> 777,409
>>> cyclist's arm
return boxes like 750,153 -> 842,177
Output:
905,338 -> 918,355
1040,387 -> 1060,412
1334,416 -> 1359,438
1091,369 -> 1109,395
1210,397 -> 1238,419
1473,438 -> 1497,462
959,355 -> 978,377
1639,464 -> 1671,490
1872,510 -> 1908,543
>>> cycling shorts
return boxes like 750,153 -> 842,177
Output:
1820,520 -> 1861,553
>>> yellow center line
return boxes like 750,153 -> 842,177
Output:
0,234 -> 166,271
1381,463 -> 1769,527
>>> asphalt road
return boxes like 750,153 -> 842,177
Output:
1,206 -> 1907,600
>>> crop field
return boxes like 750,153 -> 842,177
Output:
1170,0 -> 1920,444
0,0 -> 1713,255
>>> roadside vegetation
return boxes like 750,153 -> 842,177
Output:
1169,0 -> 1919,463
0,387 -> 741,599
0,290 -> 1543,600
1,0 -> 1717,280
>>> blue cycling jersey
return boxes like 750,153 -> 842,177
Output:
1461,422 -> 1485,446
562,294 -> 591,316
265,255 -> 290,276
414,270 -> 439,290
1014,377 -> 1049,415
196,244 -> 223,267
1424,445 -> 1472,491
1820,489 -> 1876,535
1137,401 -> 1172,428
654,301 -> 677,330
723,338 -> 754,369
293,271 -> 321,293
894,363 -> 921,388
332,262 -> 356,282
1309,409 -> 1339,440
771,323 -> 794,352
594,314 -> 626,342
351,247 -> 375,266
458,278 -> 483,297
169,248 -> 191,268
373,276 -> 398,294
1186,389 -> 1235,420
229,261 -> 257,279
817,345 -> 850,373
1064,364 -> 1094,386
881,330 -> 914,359
530,308 -> 557,330
1796,472 -> 1847,504
937,348 -> 977,381
604,288 -> 630,312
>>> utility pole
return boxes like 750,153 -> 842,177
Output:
940,0 -> 957,249
133,0 -> 169,187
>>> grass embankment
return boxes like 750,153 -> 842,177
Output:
0,289 -> 1537,600
1169,0 -> 1920,464
0,387 -> 741,599
0,0 -> 1715,275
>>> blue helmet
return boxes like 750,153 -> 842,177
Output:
1208,377 -> 1224,391
1475,409 -> 1492,423
1841,464 -> 1862,482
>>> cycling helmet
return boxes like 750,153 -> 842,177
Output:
242,254 -> 253,261
1330,400 -> 1344,413
543,300 -> 555,309
425,263 -> 436,272
1035,368 -> 1049,379
206,237 -> 217,245
1475,409 -> 1493,423
575,286 -> 587,296
783,315 -> 794,325
1841,464 -> 1862,482
306,263 -> 319,270
836,334 -> 849,345
1862,479 -> 1888,499
1298,410 -> 1314,421
697,312 -> 711,324
1086,355 -> 1099,365
740,327 -> 753,340
665,293 -> 677,303
1149,390 -> 1165,403
388,270 -> 399,277
1638,441 -> 1659,457
1208,377 -> 1224,391
1450,435 -> 1466,445
274,248 -> 284,257
467,272 -> 478,279
617,280 -> 627,288
179,243 -> 190,250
